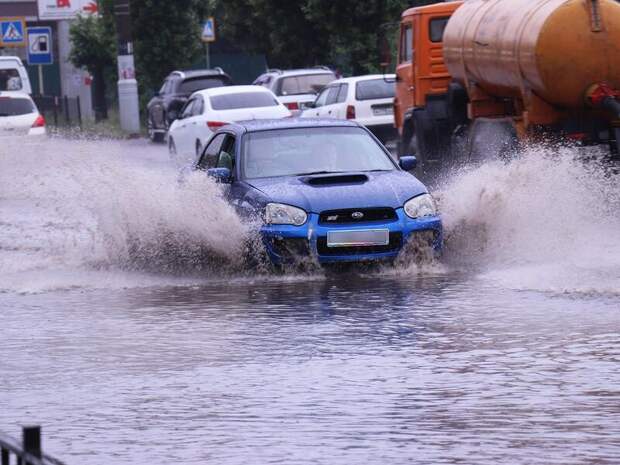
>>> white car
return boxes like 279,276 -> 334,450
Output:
0,56 -> 32,94
168,85 -> 291,159
301,74 -> 397,143
253,67 -> 336,115
0,91 -> 45,136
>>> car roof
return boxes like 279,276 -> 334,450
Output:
265,68 -> 335,77
225,118 -> 361,134
194,85 -> 272,98
169,68 -> 227,80
0,90 -> 33,100
331,74 -> 396,84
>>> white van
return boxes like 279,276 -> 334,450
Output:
0,56 -> 32,94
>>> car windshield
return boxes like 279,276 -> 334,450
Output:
179,77 -> 228,94
242,126 -> 394,179
0,68 -> 22,91
278,73 -> 335,96
355,79 -> 395,101
0,97 -> 34,116
210,92 -> 279,110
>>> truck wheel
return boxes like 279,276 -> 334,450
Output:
412,109 -> 445,180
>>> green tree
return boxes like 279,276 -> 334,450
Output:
130,0 -> 202,100
68,12 -> 116,120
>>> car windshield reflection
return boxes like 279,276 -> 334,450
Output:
242,127 -> 395,179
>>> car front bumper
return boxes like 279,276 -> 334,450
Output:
260,209 -> 442,265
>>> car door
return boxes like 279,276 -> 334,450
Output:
317,85 -> 341,119
303,86 -> 330,118
215,134 -> 256,218
175,98 -> 196,155
185,95 -> 205,155
395,20 -> 415,132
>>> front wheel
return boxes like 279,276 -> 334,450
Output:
147,117 -> 165,143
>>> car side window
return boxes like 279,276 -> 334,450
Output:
325,86 -> 340,105
181,99 -> 195,118
192,96 -> 204,116
216,135 -> 236,173
197,133 -> 227,170
336,84 -> 349,103
314,87 -> 330,108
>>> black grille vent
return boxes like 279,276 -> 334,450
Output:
304,174 -> 368,186
317,232 -> 403,256
319,207 -> 397,225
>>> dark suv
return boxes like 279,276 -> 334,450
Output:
146,68 -> 232,142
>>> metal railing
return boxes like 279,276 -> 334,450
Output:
0,426 -> 65,465
32,95 -> 82,128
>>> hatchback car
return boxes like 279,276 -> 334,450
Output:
253,67 -> 336,115
146,68 -> 232,142
0,92 -> 45,136
191,119 -> 442,266
168,85 -> 291,161
301,74 -> 397,143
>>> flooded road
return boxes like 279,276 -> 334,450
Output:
1,136 -> 619,464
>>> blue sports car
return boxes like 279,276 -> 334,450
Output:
192,119 -> 442,265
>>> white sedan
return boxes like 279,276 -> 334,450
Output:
0,91 -> 45,136
301,74 -> 397,143
168,85 -> 291,159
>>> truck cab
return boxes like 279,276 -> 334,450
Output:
394,2 -> 462,161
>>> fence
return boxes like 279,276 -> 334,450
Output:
0,426 -> 65,465
32,95 -> 82,129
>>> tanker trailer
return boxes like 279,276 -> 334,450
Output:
394,0 -> 620,175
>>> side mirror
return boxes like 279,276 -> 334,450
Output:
206,167 -> 232,183
399,155 -> 417,171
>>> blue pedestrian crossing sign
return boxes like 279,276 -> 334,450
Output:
0,17 -> 26,47
202,17 -> 216,43
27,27 -> 53,65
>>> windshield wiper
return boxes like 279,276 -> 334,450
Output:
296,170 -> 345,176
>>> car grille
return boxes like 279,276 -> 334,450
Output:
317,232 -> 402,256
318,207 -> 397,225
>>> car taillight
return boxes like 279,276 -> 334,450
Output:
32,114 -> 45,128
346,105 -> 356,119
207,121 -> 228,130
284,102 -> 299,111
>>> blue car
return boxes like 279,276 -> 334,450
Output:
192,119 -> 442,266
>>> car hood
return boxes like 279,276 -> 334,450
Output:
246,170 -> 428,213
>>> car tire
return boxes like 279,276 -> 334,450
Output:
147,117 -> 165,143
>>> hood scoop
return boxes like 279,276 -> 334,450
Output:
303,173 -> 369,186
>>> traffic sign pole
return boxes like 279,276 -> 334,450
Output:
205,42 -> 210,69
38,65 -> 44,94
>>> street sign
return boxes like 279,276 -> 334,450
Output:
202,17 -> 216,42
27,27 -> 53,65
0,17 -> 26,47
37,0 -> 98,20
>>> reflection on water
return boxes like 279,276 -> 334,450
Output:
2,276 -> 619,465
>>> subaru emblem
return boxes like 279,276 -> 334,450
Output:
351,211 -> 364,219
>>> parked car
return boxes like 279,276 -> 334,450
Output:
253,67 -> 336,115
168,85 -> 291,160
0,56 -> 32,94
146,68 -> 232,143
301,74 -> 397,143
0,91 -> 45,136
189,119 -> 442,266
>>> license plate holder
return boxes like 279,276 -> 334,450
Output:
327,229 -> 390,248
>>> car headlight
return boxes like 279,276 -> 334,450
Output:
265,203 -> 307,226
404,194 -> 437,219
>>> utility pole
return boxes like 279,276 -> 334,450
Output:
114,0 -> 140,134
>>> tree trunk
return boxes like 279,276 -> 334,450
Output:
92,66 -> 108,121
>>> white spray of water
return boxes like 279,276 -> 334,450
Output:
0,136 -> 247,293
439,146 -> 620,294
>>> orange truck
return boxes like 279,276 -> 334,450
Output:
394,0 -> 620,173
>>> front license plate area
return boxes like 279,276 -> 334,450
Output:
327,229 -> 389,248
